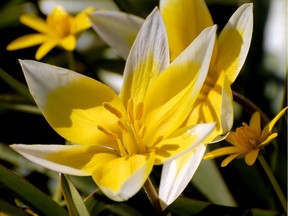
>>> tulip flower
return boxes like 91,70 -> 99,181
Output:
11,9 -> 216,201
89,1 -> 253,208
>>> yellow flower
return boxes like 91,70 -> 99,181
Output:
11,9 -> 216,201
160,0 -> 253,140
89,2 -> 253,207
158,0 -> 253,207
204,107 -> 288,167
7,6 -> 93,60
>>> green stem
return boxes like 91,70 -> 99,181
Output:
66,51 -> 76,71
143,178 -> 167,216
258,154 -> 287,213
232,91 -> 270,125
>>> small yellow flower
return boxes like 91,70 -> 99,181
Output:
7,6 -> 93,60
204,107 -> 288,167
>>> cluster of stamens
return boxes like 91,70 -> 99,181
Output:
97,99 -> 146,156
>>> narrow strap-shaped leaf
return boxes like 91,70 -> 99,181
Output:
61,174 -> 90,216
0,199 -> 30,216
0,68 -> 33,102
0,165 -> 68,216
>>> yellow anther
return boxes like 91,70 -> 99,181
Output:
136,102 -> 144,120
118,120 -> 128,133
127,99 -> 134,122
139,126 -> 146,139
103,102 -> 122,119
97,126 -> 118,140
117,139 -> 128,156
249,138 -> 257,146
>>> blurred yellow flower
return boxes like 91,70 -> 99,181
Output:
204,107 -> 288,166
7,6 -> 93,60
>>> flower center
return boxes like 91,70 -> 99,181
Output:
98,99 -> 147,156
47,12 -> 72,37
236,124 -> 260,149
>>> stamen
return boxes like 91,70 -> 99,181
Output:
136,102 -> 144,120
117,139 -> 128,156
118,120 -> 128,133
127,99 -> 134,122
139,126 -> 146,139
103,102 -> 122,119
97,126 -> 118,140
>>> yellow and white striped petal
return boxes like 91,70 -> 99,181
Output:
120,8 -> 169,106
185,71 -> 233,142
10,144 -> 116,176
216,3 -> 253,84
153,123 -> 215,165
20,14 -> 49,34
144,26 -> 216,140
90,10 -> 144,60
20,60 -> 125,147
7,34 -> 49,51
159,144 -> 206,209
35,39 -> 59,60
160,0 -> 213,60
92,152 -> 155,201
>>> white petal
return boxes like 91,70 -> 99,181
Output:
10,144 -> 90,176
159,145 -> 206,209
120,8 -> 170,105
98,69 -> 123,93
89,10 -> 144,60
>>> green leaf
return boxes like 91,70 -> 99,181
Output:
191,159 -> 237,206
84,192 -> 142,216
0,165 -> 68,216
168,197 -> 280,216
61,174 -> 90,216
106,203 -> 142,216
0,68 -> 34,102
0,199 -> 30,216
84,192 -> 108,215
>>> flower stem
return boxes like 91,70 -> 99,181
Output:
143,178 -> 167,215
258,154 -> 287,213
232,91 -> 270,125
66,51 -> 76,71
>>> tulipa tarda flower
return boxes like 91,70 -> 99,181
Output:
204,107 -> 288,166
89,1 -> 253,207
11,9 -> 216,201
7,6 -> 93,60
158,0 -> 253,207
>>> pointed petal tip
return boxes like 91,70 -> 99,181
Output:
10,144 -> 91,176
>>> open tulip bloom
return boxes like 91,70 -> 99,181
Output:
11,9 -> 217,202
89,0 -> 253,207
